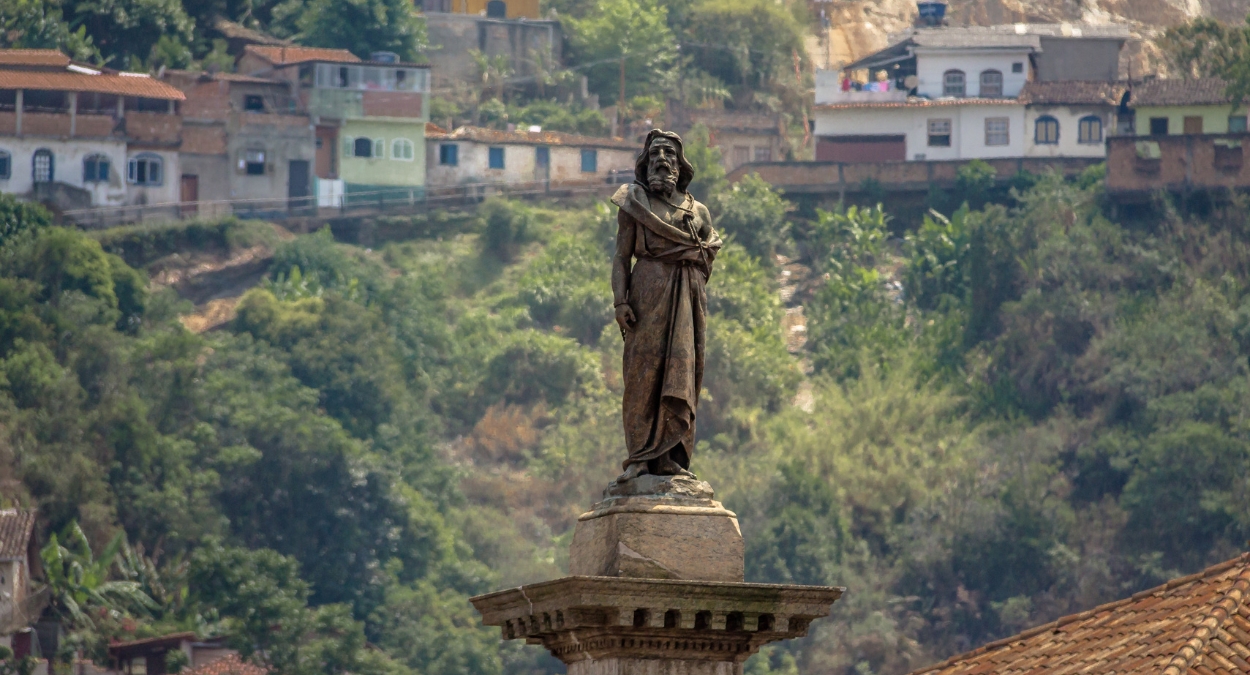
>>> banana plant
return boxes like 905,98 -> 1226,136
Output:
39,522 -> 158,630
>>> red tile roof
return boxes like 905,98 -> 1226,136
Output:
909,553 -> 1250,675
0,71 -> 185,99
0,510 -> 35,560
1131,78 -> 1232,107
0,50 -> 71,67
428,125 -> 637,149
243,45 -> 360,65
1021,80 -> 1129,106
183,654 -> 268,675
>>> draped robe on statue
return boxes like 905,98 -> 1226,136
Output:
612,183 -> 723,472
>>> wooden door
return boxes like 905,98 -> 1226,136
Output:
180,175 -> 198,216
288,160 -> 311,211
1184,116 -> 1204,134
315,126 -> 337,178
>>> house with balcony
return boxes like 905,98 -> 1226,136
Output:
238,45 -> 430,205
163,69 -> 316,217
0,49 -> 185,212
812,22 -> 1130,163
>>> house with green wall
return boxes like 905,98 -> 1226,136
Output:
238,45 -> 430,204
1127,78 -> 1247,136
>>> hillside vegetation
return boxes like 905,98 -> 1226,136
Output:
2,156 -> 1249,675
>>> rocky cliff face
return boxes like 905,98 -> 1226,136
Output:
809,0 -> 1250,77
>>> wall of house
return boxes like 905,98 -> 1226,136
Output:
340,119 -> 426,187
1034,37 -> 1123,82
815,104 -> 1026,161
126,149 -> 181,207
424,13 -> 560,88
1106,133 -> 1250,194
0,560 -> 21,603
226,114 -> 316,203
0,137 -> 128,205
425,140 -> 633,186
712,131 -> 783,170
1024,105 -> 1114,158
180,153 -> 231,209
1132,105 -> 1247,135
915,50 -> 1032,98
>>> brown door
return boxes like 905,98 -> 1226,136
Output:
180,175 -> 198,216
1184,116 -> 1204,134
315,126 -> 338,178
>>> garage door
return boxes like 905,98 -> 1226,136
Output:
816,135 -> 907,162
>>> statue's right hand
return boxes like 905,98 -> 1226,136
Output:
615,304 -> 636,334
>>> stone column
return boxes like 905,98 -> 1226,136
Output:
472,476 -> 843,675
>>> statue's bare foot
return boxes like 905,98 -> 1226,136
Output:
650,456 -> 694,477
615,462 -> 648,483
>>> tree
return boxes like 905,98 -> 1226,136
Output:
1160,17 -> 1248,79
682,123 -> 726,202
685,0 -> 807,91
41,523 -> 157,631
70,0 -> 193,68
565,0 -> 677,106
294,0 -> 427,62
712,173 -> 791,264
0,0 -> 99,62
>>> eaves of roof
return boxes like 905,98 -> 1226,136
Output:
0,70 -> 185,99
815,97 -> 1022,111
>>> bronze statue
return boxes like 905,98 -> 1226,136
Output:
610,130 -> 723,482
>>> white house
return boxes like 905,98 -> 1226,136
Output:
813,23 -> 1130,163
0,49 -> 186,212
425,125 -> 636,189
1019,80 -> 1127,158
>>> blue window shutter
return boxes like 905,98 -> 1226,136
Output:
489,147 -> 505,169
580,149 -> 597,173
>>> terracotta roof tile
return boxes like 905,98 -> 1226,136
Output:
0,510 -> 34,560
183,654 -> 268,675
1131,78 -> 1231,107
427,125 -> 637,149
243,45 -> 360,65
1021,80 -> 1129,106
0,71 -> 185,99
908,553 -> 1250,675
0,50 -> 71,67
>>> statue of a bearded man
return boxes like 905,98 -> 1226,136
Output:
610,129 -> 723,482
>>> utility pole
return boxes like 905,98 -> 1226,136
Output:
619,54 -> 626,135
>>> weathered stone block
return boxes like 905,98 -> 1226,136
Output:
569,475 -> 744,582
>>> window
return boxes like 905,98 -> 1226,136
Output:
943,70 -> 966,97
1230,115 -> 1248,133
439,143 -> 459,166
244,149 -> 266,175
374,139 -> 384,158
391,138 -> 414,161
581,149 -> 598,173
754,147 -> 772,162
985,117 -> 1010,146
1078,115 -> 1103,144
243,95 -> 265,112
979,70 -> 1003,97
488,146 -> 505,169
0,150 -> 9,179
128,153 -> 162,185
928,118 -> 952,147
1183,116 -> 1204,134
732,146 -> 750,166
1150,117 -> 1169,135
32,149 -> 54,183
354,137 -> 374,158
535,146 -> 550,167
1034,116 -> 1059,144
1012,62 -> 1024,73
83,154 -> 110,182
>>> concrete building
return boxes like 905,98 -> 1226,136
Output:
1019,80 -> 1127,159
238,45 -> 430,204
425,125 -> 635,189
813,23 -> 1130,163
0,49 -> 185,213
421,11 -> 560,92
164,70 -> 316,217
1125,77 -> 1247,137
669,108 -> 785,172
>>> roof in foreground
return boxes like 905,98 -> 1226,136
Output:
243,45 -> 360,65
428,125 -> 638,149
0,70 -> 185,99
909,552 -> 1250,675
0,510 -> 35,559
1130,77 -> 1232,107
183,654 -> 268,675
0,50 -> 72,67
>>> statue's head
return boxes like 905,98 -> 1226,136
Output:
635,129 -> 694,196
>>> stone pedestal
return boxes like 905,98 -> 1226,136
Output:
569,475 -> 744,582
470,475 -> 844,675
